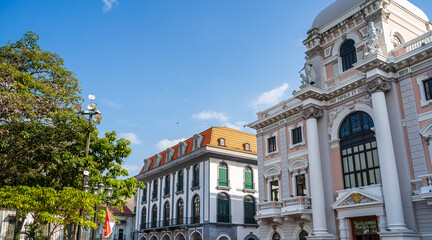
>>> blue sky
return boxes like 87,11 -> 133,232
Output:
1,0 -> 432,177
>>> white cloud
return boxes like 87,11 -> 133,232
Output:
122,164 -> 140,172
119,133 -> 141,145
223,121 -> 248,130
156,138 -> 187,150
103,99 -> 122,108
102,0 -> 118,12
252,83 -> 289,108
192,110 -> 229,122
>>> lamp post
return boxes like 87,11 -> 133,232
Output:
91,184 -> 114,240
75,95 -> 103,240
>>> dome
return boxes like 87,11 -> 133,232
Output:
311,0 -> 429,29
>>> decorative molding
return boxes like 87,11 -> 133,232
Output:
364,78 -> 391,95
302,106 -> 323,120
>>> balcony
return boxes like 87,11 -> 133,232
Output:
217,215 -> 231,223
256,201 -> 283,222
281,196 -> 312,217
412,174 -> 432,205
393,31 -> 432,57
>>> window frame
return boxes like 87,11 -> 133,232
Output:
340,39 -> 358,72
217,193 -> 230,223
244,167 -> 254,189
218,162 -> 229,187
289,123 -> 305,149
265,133 -> 278,156
192,195 -> 200,224
244,195 -> 256,224
192,164 -> 200,188
269,180 -> 280,201
417,75 -> 432,107
177,198 -> 184,225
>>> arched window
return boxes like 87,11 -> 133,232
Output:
217,193 -> 230,223
272,232 -> 281,240
177,199 -> 184,225
142,184 -> 147,202
192,195 -> 200,223
164,202 -> 170,226
218,163 -> 228,186
192,164 -> 199,187
244,167 -> 253,189
244,196 -> 256,224
340,39 -> 357,72
177,170 -> 184,191
141,207 -> 147,229
152,180 -> 158,199
299,231 -> 308,240
339,112 -> 381,188
151,205 -> 157,228
164,175 -> 170,195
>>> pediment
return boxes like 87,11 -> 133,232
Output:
332,188 -> 383,209
264,166 -> 281,178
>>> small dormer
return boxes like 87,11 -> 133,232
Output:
143,159 -> 152,171
192,134 -> 204,150
153,154 -> 163,167
243,143 -> 251,151
177,141 -> 188,157
218,138 -> 226,146
165,148 -> 175,162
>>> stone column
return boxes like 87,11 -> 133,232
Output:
366,79 -> 407,230
303,107 -> 337,239
338,218 -> 349,240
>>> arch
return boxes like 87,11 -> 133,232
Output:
332,33 -> 361,56
161,234 -> 171,240
292,224 -> 313,240
288,158 -> 308,172
244,195 -> 256,224
330,104 -> 375,141
189,231 -> 203,240
139,237 -> 147,240
177,170 -> 184,191
164,175 -> 170,195
163,201 -> 170,226
244,232 -> 259,240
264,165 -> 281,179
265,227 -> 285,240
218,162 -> 229,186
217,234 -> 231,240
151,204 -> 158,228
390,30 -> 405,46
150,236 -> 158,240
217,192 -> 230,223
192,164 -> 200,187
420,120 -> 432,138
340,39 -> 358,72
244,166 -> 253,189
174,232 -> 186,240
141,207 -> 147,228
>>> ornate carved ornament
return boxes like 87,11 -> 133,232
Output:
295,78 -> 366,101
364,78 -> 391,95
302,106 -> 323,120
341,193 -> 374,206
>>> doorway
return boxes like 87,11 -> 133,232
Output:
351,217 -> 380,240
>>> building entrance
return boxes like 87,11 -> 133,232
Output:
351,217 -> 379,240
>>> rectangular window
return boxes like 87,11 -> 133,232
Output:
268,136 -> 277,153
270,180 -> 279,201
244,171 -> 253,189
292,127 -> 302,145
425,79 -> 432,100
6,218 -> 15,240
295,174 -> 307,196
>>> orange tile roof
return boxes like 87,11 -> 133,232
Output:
139,127 -> 257,174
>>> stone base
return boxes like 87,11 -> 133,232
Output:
380,231 -> 420,240
307,234 -> 339,240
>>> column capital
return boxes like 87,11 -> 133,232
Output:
364,78 -> 391,95
302,106 -> 323,120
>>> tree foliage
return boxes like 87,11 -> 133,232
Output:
0,32 -> 144,239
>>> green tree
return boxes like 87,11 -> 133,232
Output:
0,32 -> 144,240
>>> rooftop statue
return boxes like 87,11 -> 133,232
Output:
299,56 -> 316,86
365,22 -> 383,57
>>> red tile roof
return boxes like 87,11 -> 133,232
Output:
111,205 -> 133,215
138,127 -> 256,174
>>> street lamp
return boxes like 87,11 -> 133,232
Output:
91,183 -> 114,240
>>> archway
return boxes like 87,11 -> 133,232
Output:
190,232 -> 203,240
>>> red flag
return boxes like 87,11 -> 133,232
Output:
104,208 -> 115,238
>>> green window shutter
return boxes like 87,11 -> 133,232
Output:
245,171 -> 252,189
219,166 -> 227,186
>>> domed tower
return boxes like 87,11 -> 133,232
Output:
250,1 -> 432,240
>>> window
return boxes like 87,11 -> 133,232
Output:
218,163 -> 228,186
141,207 -> 147,229
244,143 -> 250,151
177,170 -> 184,192
164,202 -> 170,226
151,205 -> 157,228
164,175 -> 170,196
292,127 -> 302,145
218,138 -> 226,146
299,231 -> 308,240
272,232 -> 281,240
177,199 -> 184,225
192,164 -> 200,187
217,193 -> 230,223
340,40 -> 357,72
268,136 -> 277,153
6,218 -> 15,240
424,79 -> 432,100
244,167 -> 253,189
391,35 -> 402,46
152,180 -> 158,199
340,112 -> 381,189
142,184 -> 147,202
192,195 -> 200,223
270,180 -> 279,201
244,196 -> 256,224
295,174 -> 307,196
193,134 -> 203,149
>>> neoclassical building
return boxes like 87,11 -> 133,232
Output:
248,0 -> 432,240
133,127 -> 260,240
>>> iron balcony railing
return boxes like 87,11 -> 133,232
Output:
218,179 -> 229,187
191,180 -> 200,188
244,182 -> 254,189
244,216 -> 257,224
216,215 -> 231,223
176,182 -> 184,192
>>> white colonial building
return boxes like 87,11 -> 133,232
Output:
248,0 -> 432,240
133,127 -> 260,240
